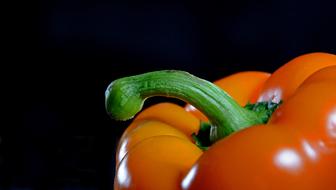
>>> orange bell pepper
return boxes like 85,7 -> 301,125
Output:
105,52 -> 336,190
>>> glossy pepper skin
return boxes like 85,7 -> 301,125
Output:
113,103 -> 203,190
105,52 -> 336,190
186,52 -> 336,121
182,66 -> 336,190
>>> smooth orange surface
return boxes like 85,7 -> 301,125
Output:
115,103 -> 201,166
299,66 -> 336,85
121,103 -> 200,140
113,103 -> 202,189
182,67 -> 336,190
269,66 -> 336,134
116,120 -> 191,165
257,52 -> 336,103
185,71 -> 270,121
115,136 -> 203,190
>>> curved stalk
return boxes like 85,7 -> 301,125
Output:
105,70 -> 265,142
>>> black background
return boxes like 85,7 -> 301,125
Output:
2,0 -> 336,189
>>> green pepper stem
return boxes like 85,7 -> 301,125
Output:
105,70 -> 265,142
